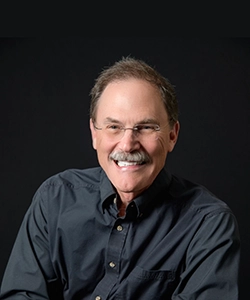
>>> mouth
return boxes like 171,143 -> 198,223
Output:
115,160 -> 146,167
110,151 -> 150,168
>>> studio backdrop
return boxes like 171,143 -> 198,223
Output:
1,37 -> 249,298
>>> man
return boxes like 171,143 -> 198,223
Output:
0,57 -> 240,299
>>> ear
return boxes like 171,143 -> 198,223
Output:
89,119 -> 97,150
168,121 -> 180,152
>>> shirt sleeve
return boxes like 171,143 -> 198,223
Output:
0,188 -> 62,299
172,210 -> 240,300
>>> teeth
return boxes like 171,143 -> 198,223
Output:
117,161 -> 139,167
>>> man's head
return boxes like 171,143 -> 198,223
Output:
89,57 -> 180,202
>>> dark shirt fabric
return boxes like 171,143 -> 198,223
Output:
0,167 -> 240,299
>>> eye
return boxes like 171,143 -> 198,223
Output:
106,124 -> 122,132
135,124 -> 157,132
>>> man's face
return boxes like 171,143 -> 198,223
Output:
90,78 -> 179,202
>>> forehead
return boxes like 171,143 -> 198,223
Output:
95,79 -> 168,123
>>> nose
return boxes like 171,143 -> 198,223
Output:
118,128 -> 140,152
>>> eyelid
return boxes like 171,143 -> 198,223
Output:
105,122 -> 160,130
135,124 -> 160,128
106,123 -> 122,129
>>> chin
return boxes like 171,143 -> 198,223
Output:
114,178 -> 151,195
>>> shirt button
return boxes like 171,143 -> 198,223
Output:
117,225 -> 123,231
95,296 -> 101,300
109,261 -> 116,268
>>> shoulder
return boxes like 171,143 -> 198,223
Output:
168,174 -> 240,244
30,167 -> 105,209
169,174 -> 232,217
39,167 -> 103,192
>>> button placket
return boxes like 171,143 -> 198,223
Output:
92,220 -> 130,299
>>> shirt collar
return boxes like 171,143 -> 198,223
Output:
133,167 -> 172,217
100,167 -> 172,217
100,169 -> 116,210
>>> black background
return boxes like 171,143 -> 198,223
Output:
1,38 -> 249,298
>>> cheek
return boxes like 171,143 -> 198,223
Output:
141,139 -> 168,164
95,137 -> 115,155
151,140 -> 169,166
92,137 -> 97,150
153,136 -> 169,155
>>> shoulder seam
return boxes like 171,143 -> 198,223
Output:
42,181 -> 100,191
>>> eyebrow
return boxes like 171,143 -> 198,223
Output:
103,117 -> 122,124
103,117 -> 159,125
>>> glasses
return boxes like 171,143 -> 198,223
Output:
93,122 -> 165,141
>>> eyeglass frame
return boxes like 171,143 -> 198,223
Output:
92,120 -> 168,140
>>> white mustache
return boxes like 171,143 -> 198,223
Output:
109,151 -> 150,163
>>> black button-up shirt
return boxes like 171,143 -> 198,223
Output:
0,167 -> 240,299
